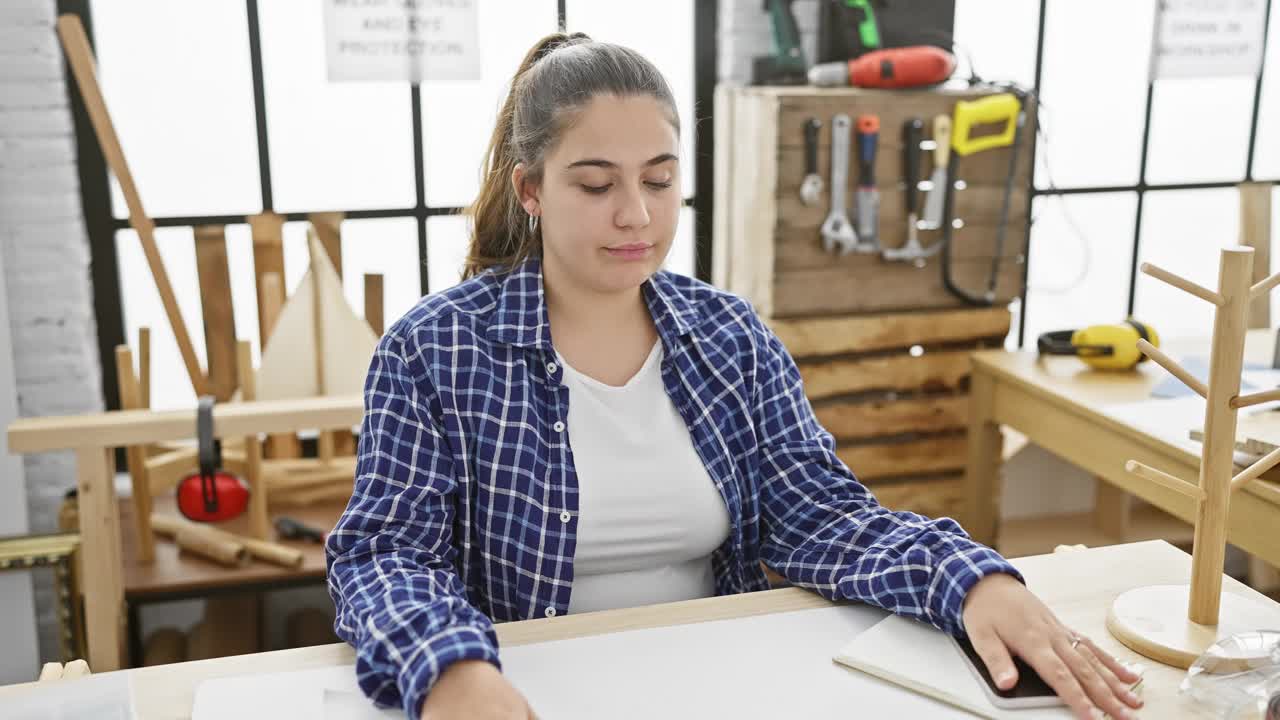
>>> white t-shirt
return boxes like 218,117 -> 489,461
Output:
558,340 -> 732,615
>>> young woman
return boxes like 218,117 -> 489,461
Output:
326,33 -> 1143,720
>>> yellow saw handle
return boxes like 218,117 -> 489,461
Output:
951,93 -> 1020,157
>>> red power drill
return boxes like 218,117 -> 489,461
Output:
808,45 -> 955,88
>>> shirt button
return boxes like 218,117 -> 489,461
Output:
560,511 -> 571,523
545,607 -> 557,618
546,361 -> 558,374
553,420 -> 565,433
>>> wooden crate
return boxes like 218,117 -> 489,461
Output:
712,85 -> 1034,518
713,85 -> 1035,318
770,309 -> 1010,517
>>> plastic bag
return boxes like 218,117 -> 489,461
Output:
1180,630 -> 1280,719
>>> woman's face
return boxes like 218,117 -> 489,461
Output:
516,94 -> 681,296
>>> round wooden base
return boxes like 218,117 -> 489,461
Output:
1106,584 -> 1278,669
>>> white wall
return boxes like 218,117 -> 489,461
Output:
0,190 -> 39,683
1,0 -> 105,670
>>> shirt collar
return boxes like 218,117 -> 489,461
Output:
486,256 -> 698,350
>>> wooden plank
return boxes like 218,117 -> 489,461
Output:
264,460 -> 357,491
114,345 -> 155,564
798,349 -> 972,401
259,271 -> 300,460
1240,182 -> 1272,330
76,446 -> 124,671
9,395 -> 364,454
836,434 -> 968,480
965,367 -> 1003,544
143,446 -> 197,490
815,394 -> 969,440
867,473 -> 967,519
1094,479 -> 1133,541
270,482 -> 353,508
775,150 -> 1029,228
248,212 -> 286,349
363,273 -> 384,336
194,225 -> 239,402
772,257 -> 1025,317
308,211 -> 344,279
139,326 -> 151,409
236,340 -> 270,540
711,84 -> 736,289
775,215 -> 1027,272
727,91 -> 778,315
56,17 -> 208,398
771,308 -> 1010,359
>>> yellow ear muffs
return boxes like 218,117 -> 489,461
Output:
1036,319 -> 1160,371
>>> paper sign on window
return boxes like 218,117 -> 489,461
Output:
323,0 -> 481,83
1150,0 -> 1267,80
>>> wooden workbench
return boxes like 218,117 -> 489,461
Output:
6,394 -> 364,672
3,541 -> 1274,718
963,330 -> 1280,567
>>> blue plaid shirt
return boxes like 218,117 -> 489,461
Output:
326,258 -> 1021,718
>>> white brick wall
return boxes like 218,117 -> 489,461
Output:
0,0 -> 105,664
718,0 -> 820,85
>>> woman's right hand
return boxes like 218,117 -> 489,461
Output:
420,659 -> 538,720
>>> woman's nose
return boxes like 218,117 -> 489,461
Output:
614,182 -> 651,229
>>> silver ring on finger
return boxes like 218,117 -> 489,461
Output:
1068,632 -> 1082,650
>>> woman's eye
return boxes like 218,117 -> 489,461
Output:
581,184 -> 611,194
646,181 -> 672,190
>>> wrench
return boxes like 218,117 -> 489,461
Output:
883,116 -> 943,263
799,117 -> 823,206
820,114 -> 859,255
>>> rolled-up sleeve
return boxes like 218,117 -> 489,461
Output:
326,332 -> 499,719
750,320 -> 1021,637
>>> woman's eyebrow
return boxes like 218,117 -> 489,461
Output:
565,153 -> 678,170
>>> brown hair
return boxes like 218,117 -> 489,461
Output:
461,32 -> 680,279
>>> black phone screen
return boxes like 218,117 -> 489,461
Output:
955,634 -> 1059,700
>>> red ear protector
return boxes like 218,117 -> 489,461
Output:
177,396 -> 249,523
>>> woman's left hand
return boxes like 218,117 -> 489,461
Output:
961,573 -> 1144,720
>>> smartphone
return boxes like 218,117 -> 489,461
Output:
950,633 -> 1066,709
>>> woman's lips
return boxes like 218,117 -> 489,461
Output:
604,243 -> 654,260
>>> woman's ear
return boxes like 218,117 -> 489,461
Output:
511,163 -> 540,217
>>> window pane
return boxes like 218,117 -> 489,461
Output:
1135,188 -> 1241,341
663,206 -> 696,278
92,1 -> 260,218
954,0 -> 1038,88
566,0 -> 696,200
338,217 -> 424,329
421,2 -> 558,208
1252,5 -> 1280,178
1021,193 -> 1136,346
116,228 -> 204,411
426,215 -> 471,294
1035,0 -> 1151,189
258,0 -> 415,212
1146,77 -> 1255,184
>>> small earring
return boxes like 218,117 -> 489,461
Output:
528,213 -> 539,234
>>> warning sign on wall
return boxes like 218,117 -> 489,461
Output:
1150,0 -> 1267,80
323,0 -> 481,83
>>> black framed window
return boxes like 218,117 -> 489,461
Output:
67,0 -> 715,411
72,0 -> 1275,413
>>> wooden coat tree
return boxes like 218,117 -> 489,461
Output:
1108,246 -> 1279,668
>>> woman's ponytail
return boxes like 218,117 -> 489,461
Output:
461,32 -> 589,279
